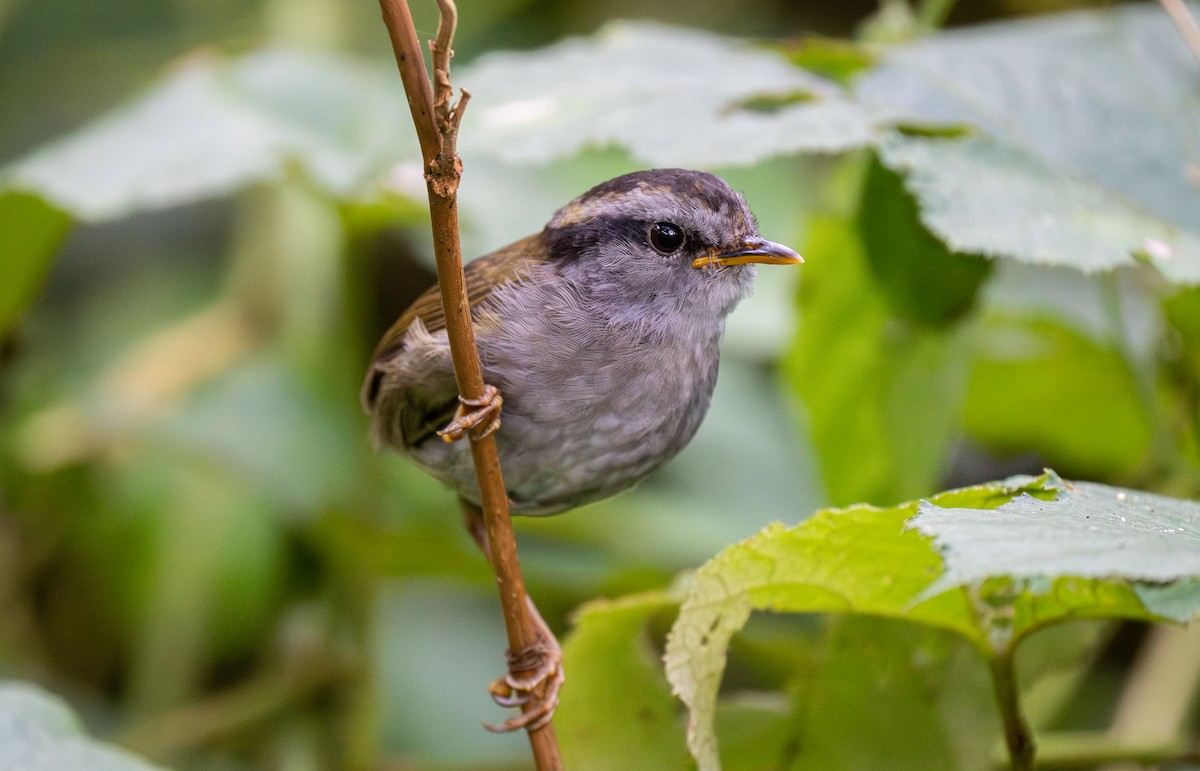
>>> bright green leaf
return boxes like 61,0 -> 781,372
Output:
558,592 -> 689,770
787,617 -> 959,771
963,314 -> 1153,477
667,472 -> 1199,768
783,215 -> 967,506
664,485 -> 990,770
0,191 -> 71,332
0,682 -> 164,771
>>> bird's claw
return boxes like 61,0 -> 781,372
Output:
482,642 -> 564,734
438,384 -> 502,442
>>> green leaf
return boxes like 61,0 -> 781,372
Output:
858,4 -> 1200,284
2,51 -> 412,221
875,133 -> 1200,283
785,618 -> 960,771
910,472 -> 1200,617
0,191 -> 71,332
664,487 -> 985,770
558,592 -> 689,770
1164,286 -> 1200,383
0,682 -> 165,770
776,36 -> 878,87
858,151 -> 991,326
782,215 -> 967,506
963,314 -> 1153,476
459,22 -> 873,167
154,357 -> 362,514
666,472 -> 1200,768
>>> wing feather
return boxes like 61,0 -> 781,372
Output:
360,233 -> 547,418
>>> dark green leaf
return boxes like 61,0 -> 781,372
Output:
786,618 -> 959,771
963,314 -> 1153,476
776,36 -> 878,86
858,151 -> 991,326
783,215 -> 967,506
558,592 -> 689,770
0,191 -> 71,333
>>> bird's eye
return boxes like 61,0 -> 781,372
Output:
648,222 -> 685,254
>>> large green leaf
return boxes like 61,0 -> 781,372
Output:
6,7 -> 1197,289
557,592 -> 689,770
963,314 -> 1154,477
782,215 -> 967,507
665,472 -> 1200,769
458,22 -> 871,166
910,471 -> 1200,619
0,682 -> 164,770
858,4 -> 1200,283
2,50 -> 412,221
874,132 -> 1200,284
858,152 -> 991,327
784,618 -> 961,771
664,487 -> 984,770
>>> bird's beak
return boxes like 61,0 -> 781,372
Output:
692,238 -> 803,269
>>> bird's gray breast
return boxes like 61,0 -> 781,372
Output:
460,277 -> 723,514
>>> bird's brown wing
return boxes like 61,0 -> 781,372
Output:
361,233 -> 546,417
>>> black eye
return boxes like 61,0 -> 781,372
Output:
648,222 -> 685,254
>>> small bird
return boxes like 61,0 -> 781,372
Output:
362,168 -> 801,730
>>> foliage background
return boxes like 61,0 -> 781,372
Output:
1,0 -> 1199,769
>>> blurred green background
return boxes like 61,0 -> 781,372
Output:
2,0 -> 1198,768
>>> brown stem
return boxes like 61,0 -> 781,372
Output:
376,1 -> 562,768
989,649 -> 1036,770
378,0 -> 439,163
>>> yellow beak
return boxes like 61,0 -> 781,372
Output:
692,238 -> 803,269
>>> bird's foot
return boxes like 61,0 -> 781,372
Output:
483,640 -> 564,733
438,384 -> 503,442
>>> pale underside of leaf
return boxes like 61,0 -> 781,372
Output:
459,22 -> 874,167
2,51 -> 412,221
859,3 -> 1200,283
0,682 -> 165,771
911,473 -> 1200,602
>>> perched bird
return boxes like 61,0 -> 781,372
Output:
362,168 -> 801,730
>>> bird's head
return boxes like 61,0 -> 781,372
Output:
542,169 -> 801,319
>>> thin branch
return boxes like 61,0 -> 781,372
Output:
430,0 -> 457,116
378,0 -> 439,163
375,1 -> 562,768
120,660 -> 341,758
993,732 -> 1196,770
1162,0 -> 1200,66
989,650 -> 1035,770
